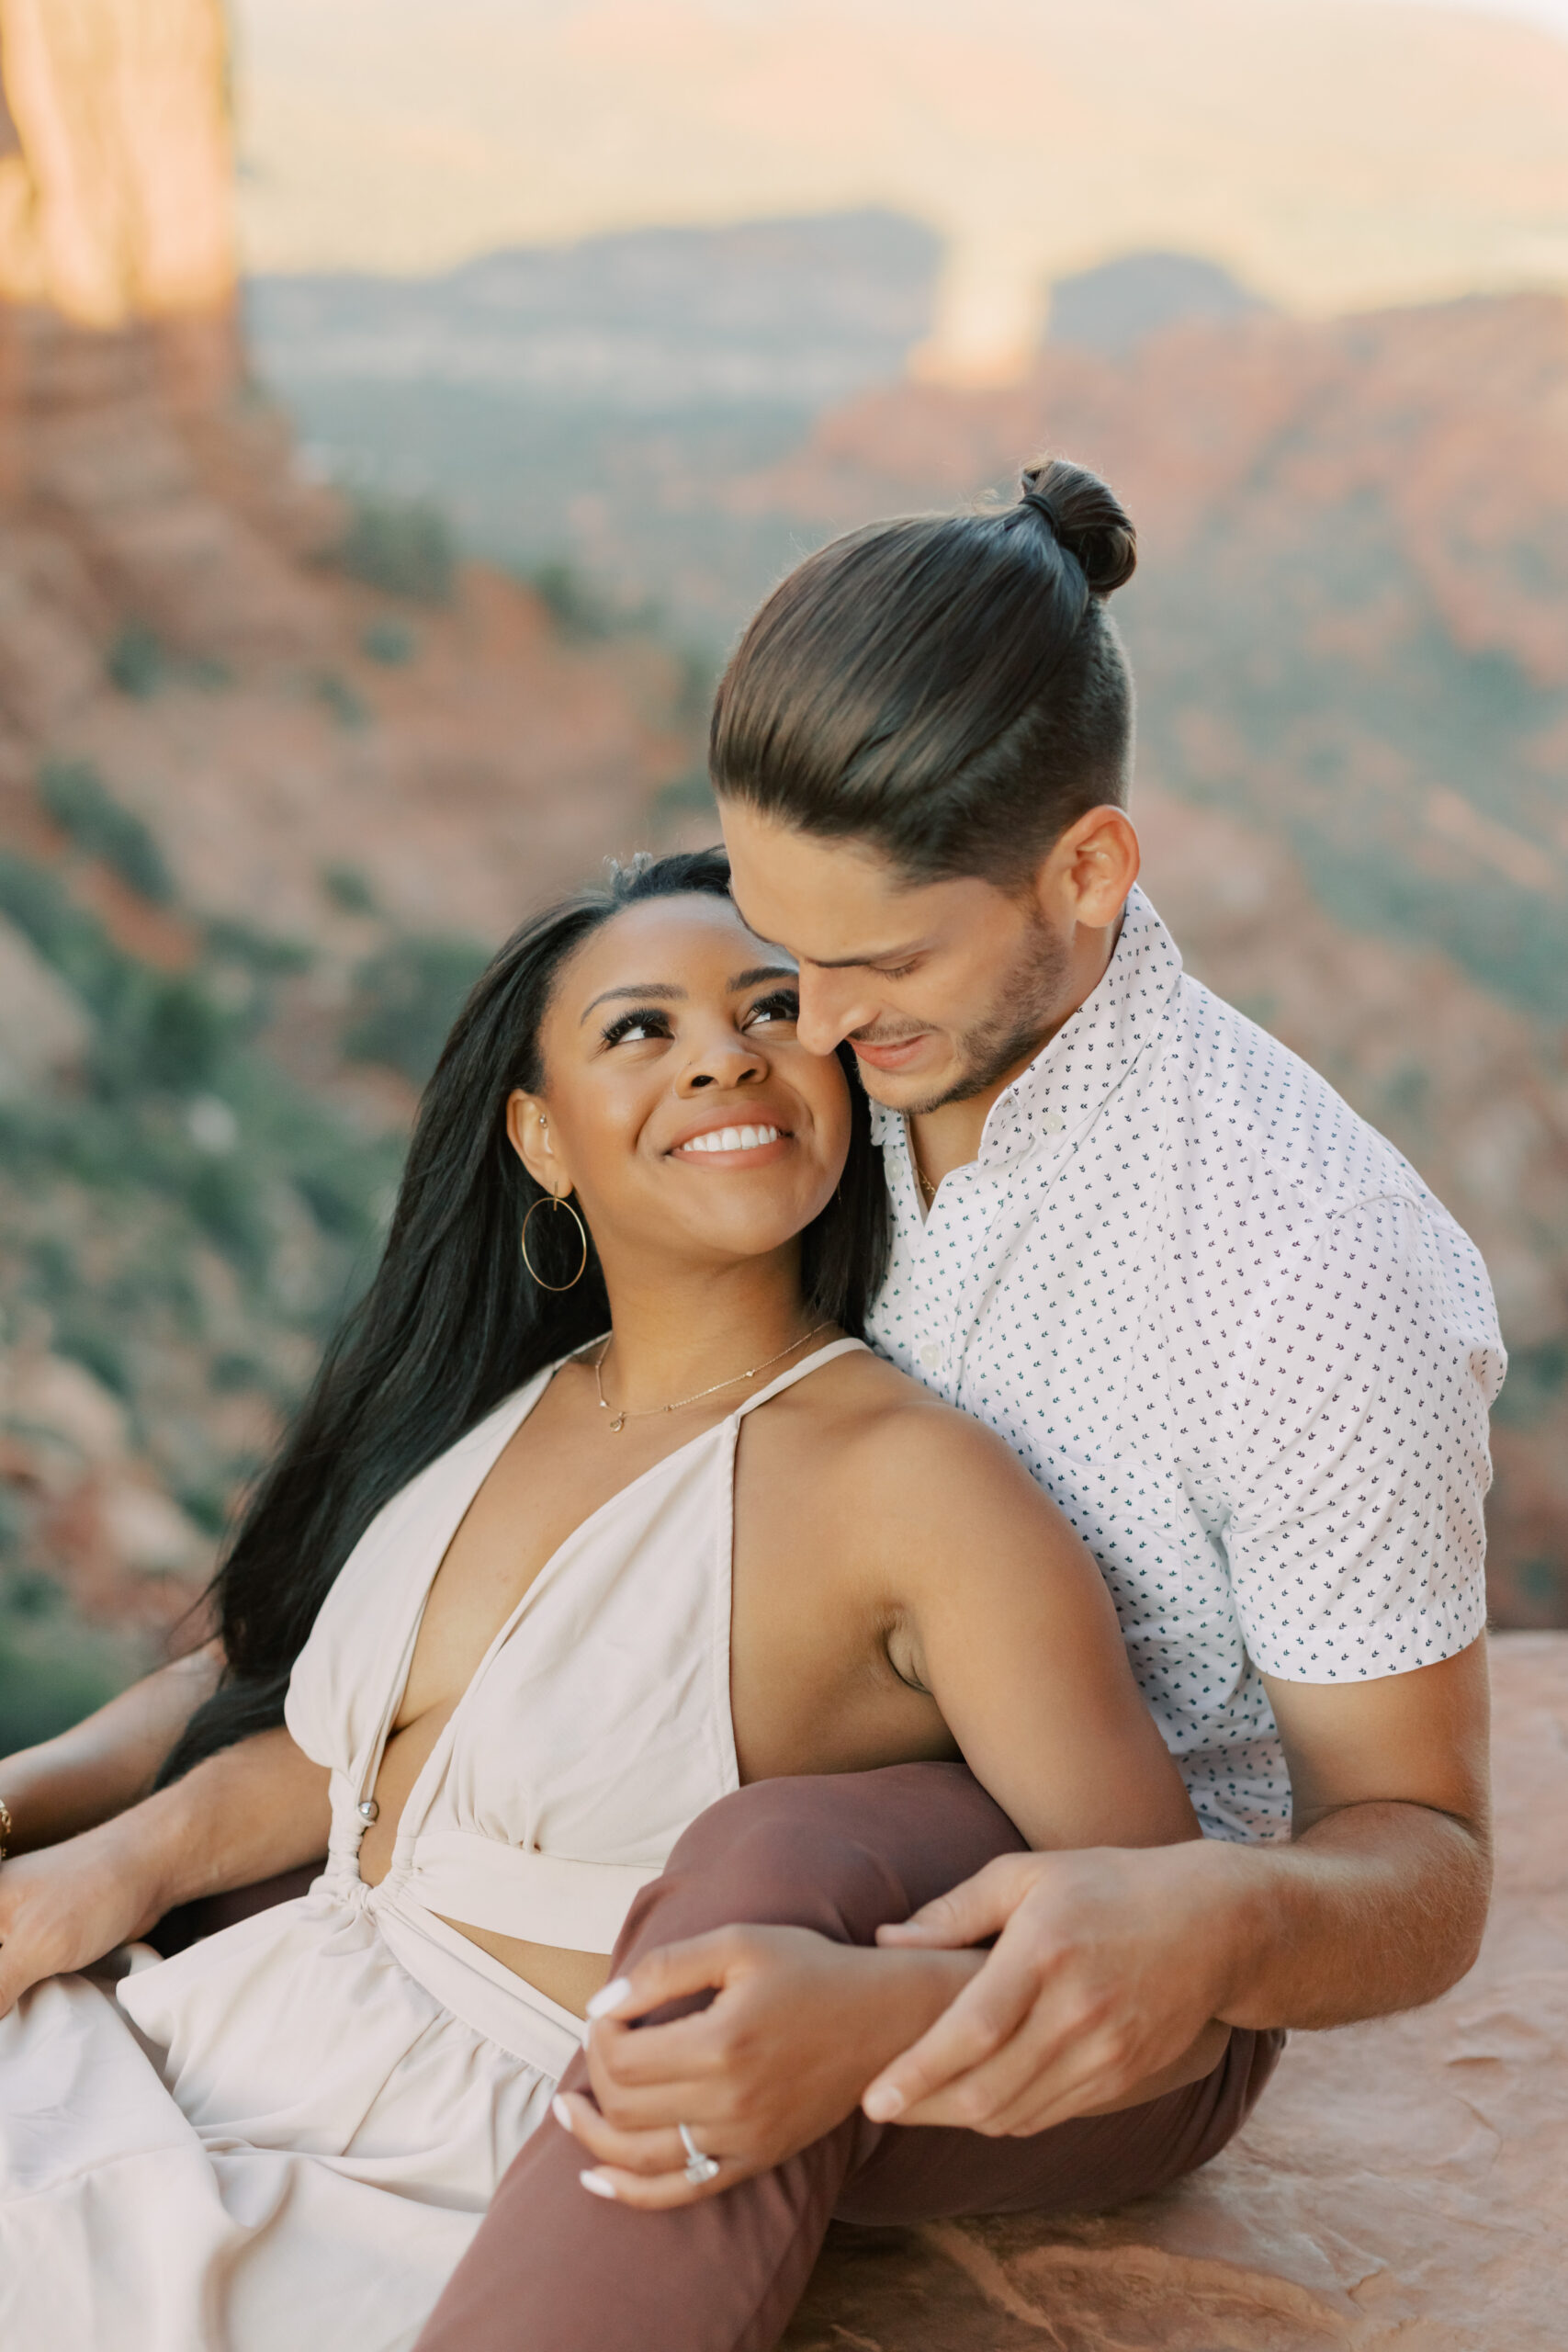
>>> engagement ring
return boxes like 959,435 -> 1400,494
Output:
678,2121 -> 721,2187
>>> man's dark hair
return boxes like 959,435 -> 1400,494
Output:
709,457 -> 1137,886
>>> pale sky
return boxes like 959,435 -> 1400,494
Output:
230,0 -> 1568,378
1369,0 -> 1568,28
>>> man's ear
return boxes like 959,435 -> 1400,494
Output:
506,1091 -> 569,1197
1031,806 -> 1140,930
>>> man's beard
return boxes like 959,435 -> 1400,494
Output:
902,915 -> 1073,1115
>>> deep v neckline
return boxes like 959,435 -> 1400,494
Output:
356,1336 -> 866,1852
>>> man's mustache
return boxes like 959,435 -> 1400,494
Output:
848,1022 -> 931,1046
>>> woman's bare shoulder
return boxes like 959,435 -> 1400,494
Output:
786,1347 -> 1044,1521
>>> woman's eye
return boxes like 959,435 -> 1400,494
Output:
600,1008 -> 671,1046
743,990 -> 800,1028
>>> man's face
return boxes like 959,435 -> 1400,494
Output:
720,802 -> 1076,1114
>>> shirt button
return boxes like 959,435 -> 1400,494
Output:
1042,1111 -> 1065,1135
919,1340 -> 943,1372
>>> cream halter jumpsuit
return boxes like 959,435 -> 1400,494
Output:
0,1338 -> 867,2352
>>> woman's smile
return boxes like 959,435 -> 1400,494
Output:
669,1117 -> 791,1165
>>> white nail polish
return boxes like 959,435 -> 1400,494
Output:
552,2095 -> 574,2134
580,2169 -> 618,2199
585,1976 -> 632,2020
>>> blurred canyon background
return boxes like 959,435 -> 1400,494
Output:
0,0 -> 1565,1740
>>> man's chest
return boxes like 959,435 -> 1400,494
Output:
865,1156 -> 1243,1598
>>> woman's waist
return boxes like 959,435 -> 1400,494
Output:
362,1826 -> 660,1948
431,1914 -> 615,2020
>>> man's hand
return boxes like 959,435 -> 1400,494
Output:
0,1822 -> 163,2017
0,1725 -> 330,2018
554,1925 -> 981,2209
864,1643 -> 1494,2133
865,1844 -> 1235,2133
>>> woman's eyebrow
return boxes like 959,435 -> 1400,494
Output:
579,982 -> 686,1023
728,964 -> 797,990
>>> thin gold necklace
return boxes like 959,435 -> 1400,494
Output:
592,1322 -> 833,1433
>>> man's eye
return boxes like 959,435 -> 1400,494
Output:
600,1009 -> 671,1046
743,990 -> 800,1028
876,961 -> 919,981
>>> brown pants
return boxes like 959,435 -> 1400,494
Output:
412,1765 -> 1283,2352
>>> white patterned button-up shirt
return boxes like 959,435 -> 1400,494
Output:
866,887 -> 1505,1841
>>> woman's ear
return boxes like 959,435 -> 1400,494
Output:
506,1091 -> 570,1197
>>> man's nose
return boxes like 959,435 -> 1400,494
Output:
795,967 -> 868,1057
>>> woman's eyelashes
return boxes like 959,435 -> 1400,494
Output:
597,990 -> 799,1051
598,1006 -> 672,1047
741,989 -> 800,1029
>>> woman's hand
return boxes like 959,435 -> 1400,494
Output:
0,1820 -> 163,2017
553,1926 -> 983,2209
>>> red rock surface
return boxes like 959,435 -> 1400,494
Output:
786,1632 -> 1568,2352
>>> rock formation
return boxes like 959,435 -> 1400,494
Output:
0,1 -> 694,1715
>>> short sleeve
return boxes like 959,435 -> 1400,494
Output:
1221,1193 -> 1505,1682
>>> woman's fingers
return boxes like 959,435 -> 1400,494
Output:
553,2088 -> 757,2210
581,2045 -> 728,2132
575,2157 -> 745,2211
584,1927 -> 744,2025
585,2011 -> 738,2119
552,2089 -> 688,2176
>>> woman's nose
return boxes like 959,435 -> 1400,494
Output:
678,1031 -> 768,1092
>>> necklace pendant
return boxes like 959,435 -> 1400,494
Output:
608,1411 -> 626,1433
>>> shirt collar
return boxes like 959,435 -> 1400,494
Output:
867,886 -> 1184,1163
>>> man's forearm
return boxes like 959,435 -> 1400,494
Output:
1208,1799 -> 1492,2031
108,1727 -> 333,1932
0,1645 -> 224,1852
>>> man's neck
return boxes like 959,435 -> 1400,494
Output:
910,910 -> 1123,1186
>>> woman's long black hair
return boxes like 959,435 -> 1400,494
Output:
160,848 -> 890,1781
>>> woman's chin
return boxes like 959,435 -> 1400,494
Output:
656,1182 -> 836,1269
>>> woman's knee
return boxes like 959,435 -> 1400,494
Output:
620,1764 -> 1024,1960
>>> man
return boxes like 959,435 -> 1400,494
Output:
414,458 -> 1499,2346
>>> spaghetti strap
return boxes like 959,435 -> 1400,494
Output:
733,1335 -> 867,1419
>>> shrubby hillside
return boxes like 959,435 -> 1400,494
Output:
0,303 -> 695,1741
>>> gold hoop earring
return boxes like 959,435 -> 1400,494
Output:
521,1192 -> 589,1291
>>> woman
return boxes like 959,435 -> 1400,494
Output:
0,850 -> 1208,2352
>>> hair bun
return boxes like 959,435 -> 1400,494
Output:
1018,458 -> 1137,595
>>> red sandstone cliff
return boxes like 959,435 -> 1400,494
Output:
0,5 -> 692,1711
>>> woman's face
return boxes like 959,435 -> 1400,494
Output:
509,894 -> 852,1281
